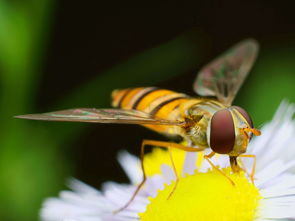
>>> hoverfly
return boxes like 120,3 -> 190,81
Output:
16,39 -> 261,211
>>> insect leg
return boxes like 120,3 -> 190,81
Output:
167,146 -> 178,200
204,152 -> 235,186
115,140 -> 204,213
238,154 -> 256,184
237,156 -> 254,180
114,139 -> 148,214
238,160 -> 249,175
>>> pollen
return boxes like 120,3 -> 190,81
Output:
139,168 -> 261,221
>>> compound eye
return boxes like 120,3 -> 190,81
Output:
210,109 -> 235,154
233,106 -> 253,128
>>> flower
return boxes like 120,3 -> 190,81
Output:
41,101 -> 295,221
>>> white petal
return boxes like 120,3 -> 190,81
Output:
117,151 -> 142,184
255,160 -> 292,188
68,178 -> 102,195
144,174 -> 166,197
161,164 -> 176,184
102,182 -> 146,207
260,197 -> 295,218
182,152 -> 197,175
247,101 -> 295,169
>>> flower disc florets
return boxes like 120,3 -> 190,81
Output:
140,165 -> 261,221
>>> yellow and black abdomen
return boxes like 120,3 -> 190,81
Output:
111,87 -> 192,134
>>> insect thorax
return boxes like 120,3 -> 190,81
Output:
185,121 -> 209,148
182,100 -> 224,148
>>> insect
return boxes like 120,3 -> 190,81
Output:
16,39 -> 261,211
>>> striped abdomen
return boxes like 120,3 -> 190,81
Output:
111,87 -> 200,135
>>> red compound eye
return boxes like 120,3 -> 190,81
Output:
210,109 -> 235,154
233,106 -> 253,128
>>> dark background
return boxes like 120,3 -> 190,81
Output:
42,2 -> 293,103
40,2 -> 294,187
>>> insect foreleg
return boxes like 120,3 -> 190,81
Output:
238,154 -> 257,184
205,152 -> 235,186
115,140 -> 204,213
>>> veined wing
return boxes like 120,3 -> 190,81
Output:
193,39 -> 259,106
15,108 -> 185,126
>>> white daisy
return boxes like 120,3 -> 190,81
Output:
41,101 -> 295,221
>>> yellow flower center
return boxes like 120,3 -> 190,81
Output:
144,147 -> 187,177
140,149 -> 261,221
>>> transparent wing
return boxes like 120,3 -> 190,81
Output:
15,108 -> 185,126
193,39 -> 259,106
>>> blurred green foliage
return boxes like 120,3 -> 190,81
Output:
236,45 -> 295,126
0,2 -> 294,221
0,1 -> 58,220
